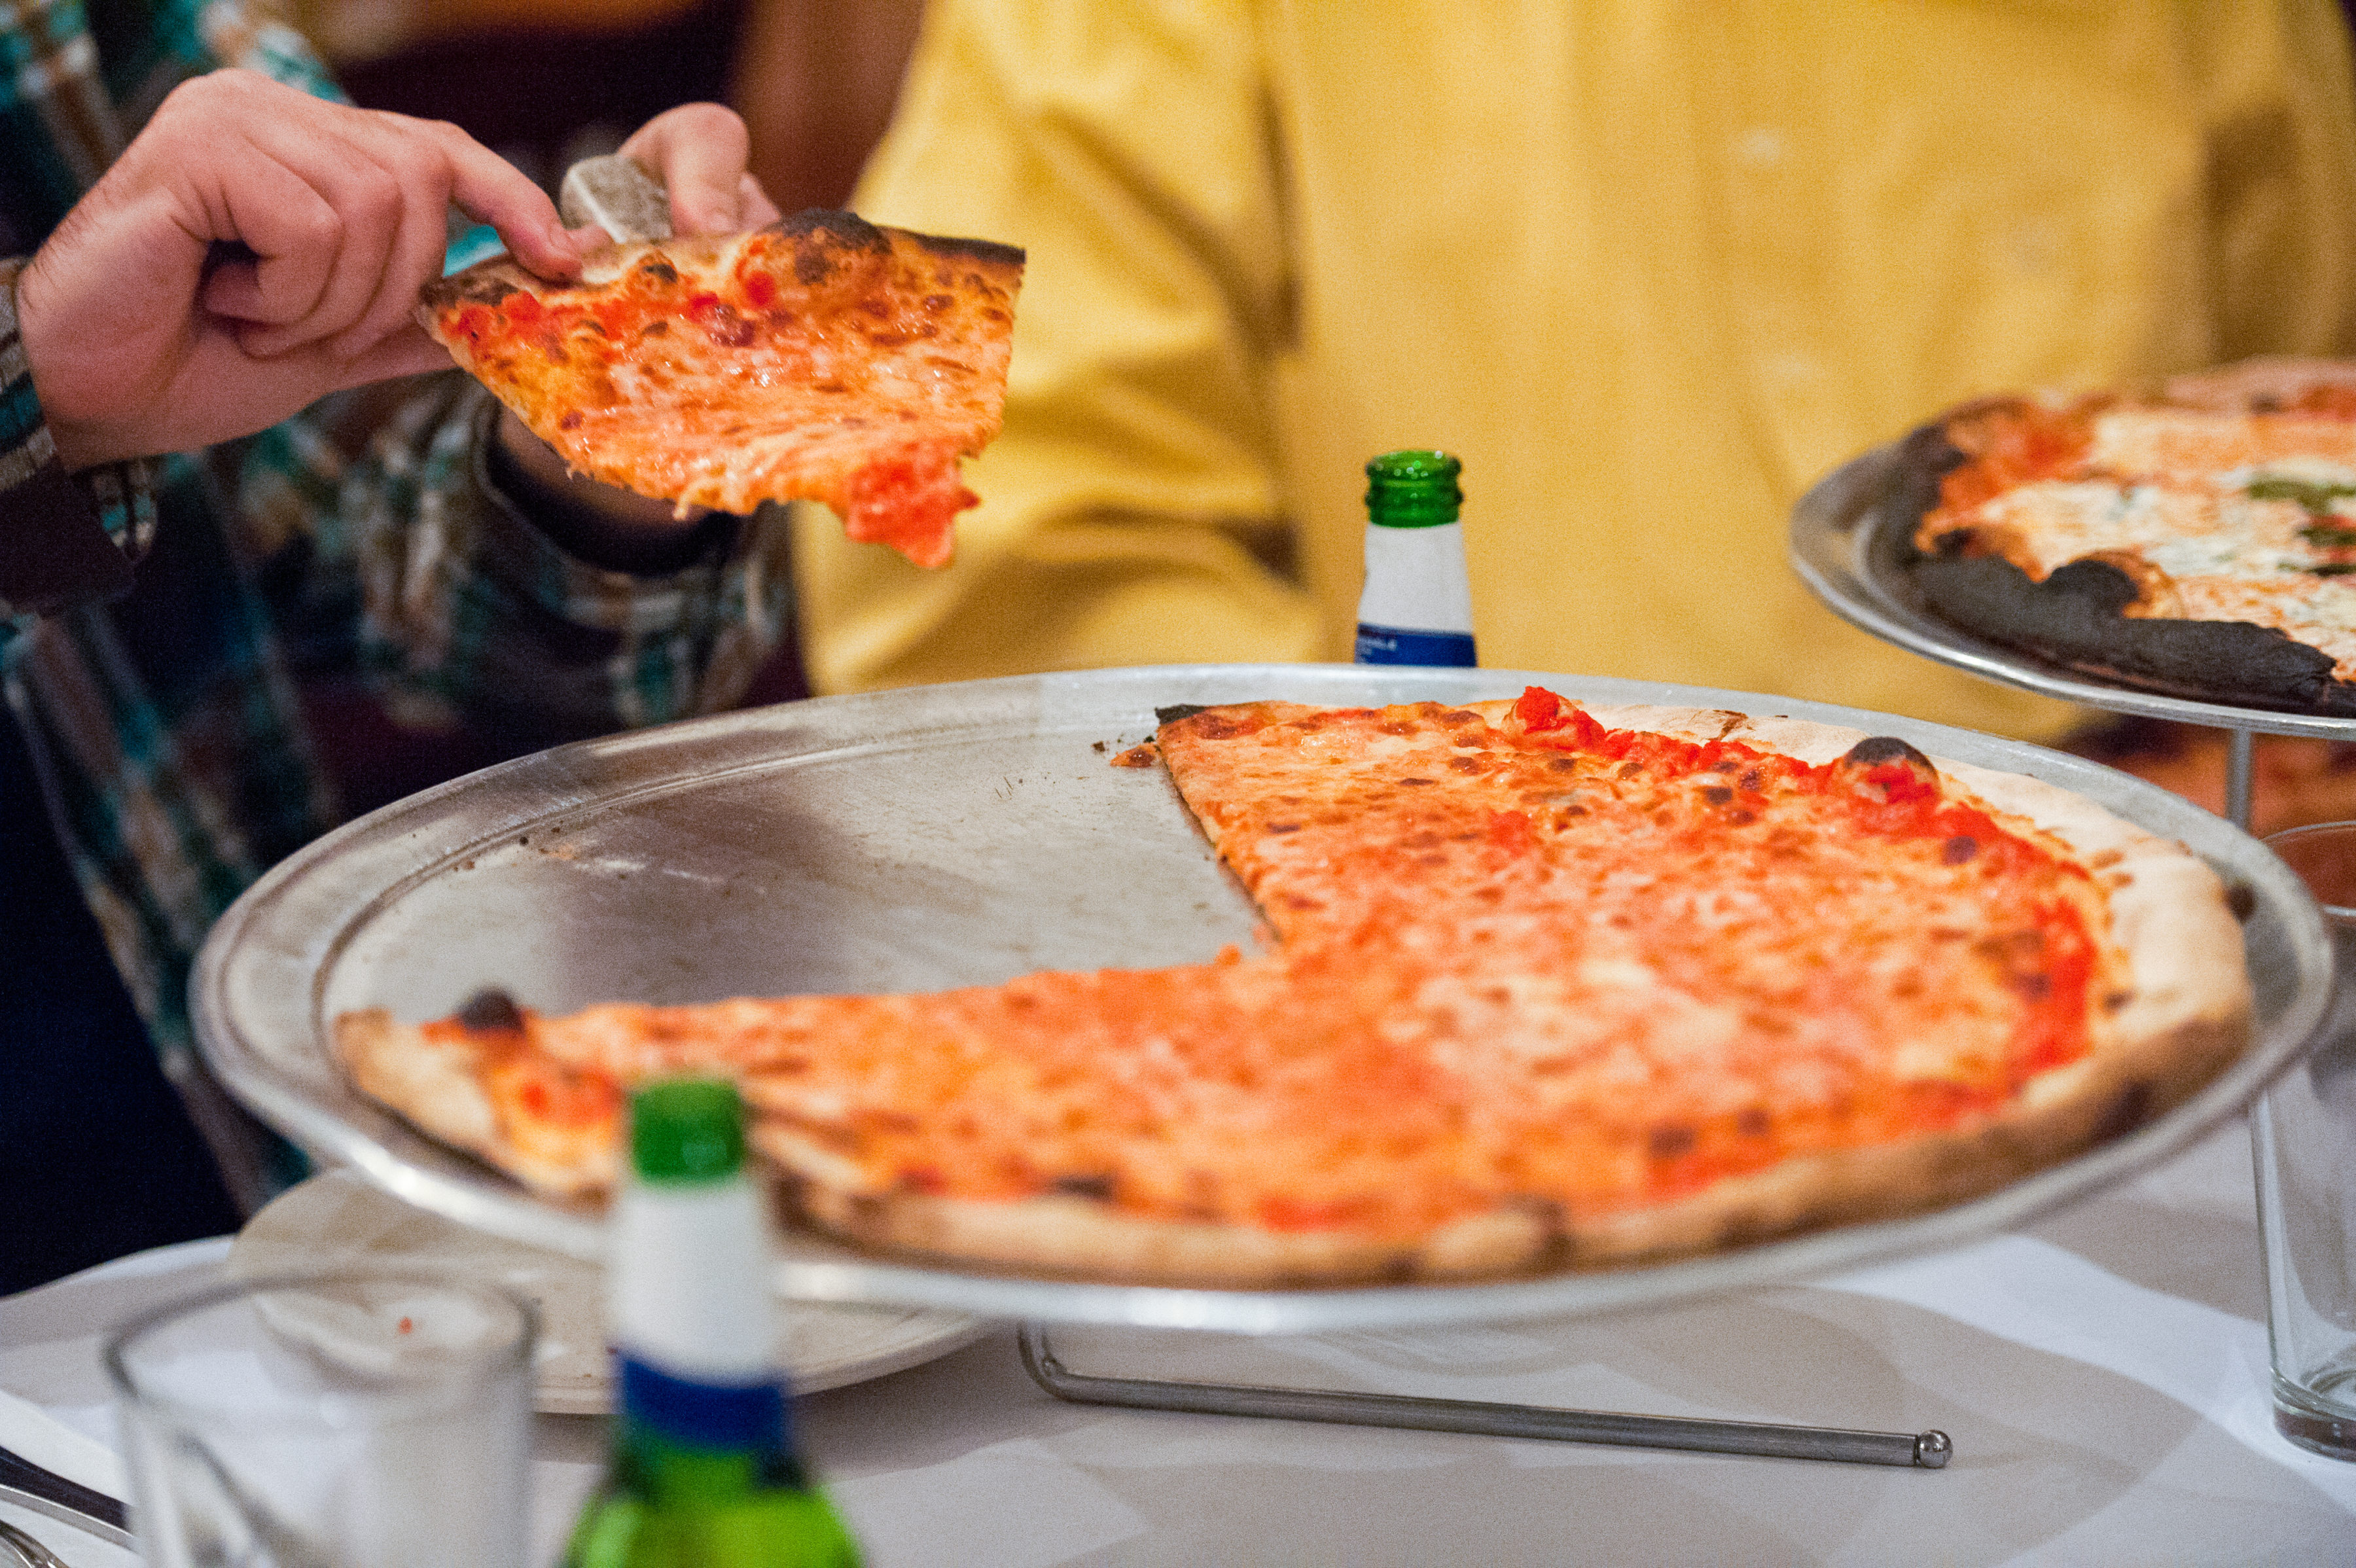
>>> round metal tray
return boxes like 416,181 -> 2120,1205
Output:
194,664 -> 2330,1332
1789,443 -> 2356,740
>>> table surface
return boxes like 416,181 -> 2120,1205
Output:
5,1123 -> 2355,1567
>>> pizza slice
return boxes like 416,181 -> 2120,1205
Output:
336,692 -> 2251,1285
419,209 -> 1024,569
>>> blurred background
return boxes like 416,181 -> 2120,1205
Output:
300,0 -> 922,214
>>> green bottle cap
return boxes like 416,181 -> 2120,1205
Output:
1364,450 -> 1463,529
629,1078 -> 745,1185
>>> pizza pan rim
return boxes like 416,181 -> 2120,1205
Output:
191,663 -> 2330,1333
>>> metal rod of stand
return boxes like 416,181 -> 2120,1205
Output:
2226,727 -> 2255,831
1016,1323 -> 1951,1469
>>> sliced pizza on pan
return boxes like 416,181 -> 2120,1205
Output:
1894,382 -> 2356,713
419,209 -> 1024,569
338,690 -> 2251,1287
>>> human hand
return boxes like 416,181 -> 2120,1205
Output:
16,69 -> 586,472
610,102 -> 786,240
489,103 -> 785,564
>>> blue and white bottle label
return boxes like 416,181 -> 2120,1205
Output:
1354,624 -> 1479,667
1353,519 -> 1475,667
619,1355 -> 791,1452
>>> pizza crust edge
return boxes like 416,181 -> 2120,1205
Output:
334,1009 -> 617,1200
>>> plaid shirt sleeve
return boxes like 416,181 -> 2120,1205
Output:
239,379 -> 791,751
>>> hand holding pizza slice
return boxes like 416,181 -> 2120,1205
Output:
419,209 -> 1024,569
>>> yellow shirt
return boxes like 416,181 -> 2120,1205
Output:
796,0 -> 2356,739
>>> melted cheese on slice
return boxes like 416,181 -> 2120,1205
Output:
2090,409 -> 2356,476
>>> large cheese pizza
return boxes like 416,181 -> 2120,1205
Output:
337,689 -> 2251,1287
1891,368 -> 2356,714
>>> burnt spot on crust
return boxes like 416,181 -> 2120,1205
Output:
637,257 -> 681,285
772,207 -> 893,253
767,209 -> 1025,277
1052,1174 -> 1117,1201
1155,703 -> 1210,724
1887,414 -> 2356,715
1843,736 -> 1934,771
906,230 -> 1027,271
457,988 -> 526,1033
2090,1079 -> 2154,1144
422,269 -> 529,310
2226,880 -> 2258,921
1109,743 -> 1158,768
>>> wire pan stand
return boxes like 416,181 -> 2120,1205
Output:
1016,1323 -> 1953,1468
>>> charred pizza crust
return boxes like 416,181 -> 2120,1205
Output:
334,699 -> 2251,1287
1887,394 -> 2356,715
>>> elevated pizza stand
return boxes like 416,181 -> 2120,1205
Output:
193,664 -> 2330,1468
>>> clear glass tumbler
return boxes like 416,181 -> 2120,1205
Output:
105,1270 -> 537,1567
2258,821 -> 2356,1457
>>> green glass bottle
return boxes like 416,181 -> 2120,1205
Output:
565,1079 -> 861,1568
1353,450 -> 1477,667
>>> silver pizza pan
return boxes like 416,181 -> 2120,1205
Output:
1789,442 -> 2356,741
194,664 -> 2330,1333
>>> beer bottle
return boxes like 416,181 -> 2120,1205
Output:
1353,450 -> 1477,667
565,1079 -> 861,1567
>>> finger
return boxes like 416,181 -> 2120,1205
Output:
222,119 -> 412,356
171,79 -> 408,347
187,130 -> 348,331
738,173 -> 783,230
223,319 -> 452,387
330,320 -> 457,384
431,121 -> 579,278
327,136 -> 482,361
620,103 -> 755,236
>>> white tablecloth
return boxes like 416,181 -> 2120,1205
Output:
6,1122 -> 2355,1565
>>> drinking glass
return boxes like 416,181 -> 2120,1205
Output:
2258,821 -> 2356,1457
104,1270 -> 537,1566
